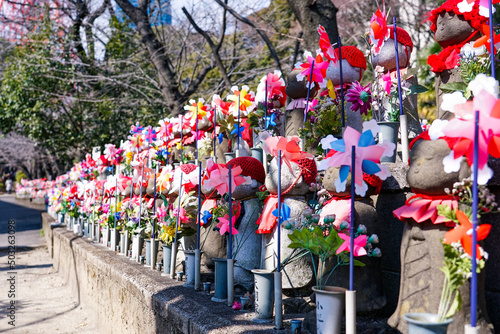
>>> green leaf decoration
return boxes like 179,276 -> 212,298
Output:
439,82 -> 467,93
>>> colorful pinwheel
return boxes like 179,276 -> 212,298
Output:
295,55 -> 329,89
318,121 -> 393,197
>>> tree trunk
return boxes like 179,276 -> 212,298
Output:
286,0 -> 339,52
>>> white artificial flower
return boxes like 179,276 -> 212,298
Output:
319,134 -> 337,150
474,163 -> 494,185
461,42 -> 487,57
362,119 -> 379,137
457,0 -> 474,13
468,73 -> 499,98
441,91 -> 466,112
478,3 -> 495,17
443,151 -> 463,173
428,119 -> 449,140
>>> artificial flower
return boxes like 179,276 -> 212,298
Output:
346,81 -> 372,115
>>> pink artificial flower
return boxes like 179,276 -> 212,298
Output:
346,81 -> 372,116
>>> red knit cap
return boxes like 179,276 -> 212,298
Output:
334,46 -> 367,70
295,158 -> 317,184
226,157 -> 266,184
180,163 -> 197,175
428,0 -> 488,33
388,26 -> 413,51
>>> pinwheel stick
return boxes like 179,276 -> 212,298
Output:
338,36 -> 345,129
213,108 -> 217,163
490,0 -> 496,78
137,163 -> 144,263
227,165 -> 234,306
264,80 -> 268,120
471,110 -> 480,328
195,161 -> 202,291
180,117 -> 184,164
275,150 -> 283,330
303,60 -> 315,126
393,17 -> 409,164
346,145 -> 357,334
236,95 -> 241,158
195,105 -> 199,164
171,173 -> 183,279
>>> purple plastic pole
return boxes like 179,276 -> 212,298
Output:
152,166 -> 157,239
237,95 -> 241,152
277,150 -> 282,272
471,110 -> 480,327
350,145 -> 355,291
490,0 -> 496,78
195,105 -> 199,162
180,117 -> 184,164
265,79 -> 268,120
196,161 -> 202,250
303,60 -> 316,125
393,17 -> 404,116
338,36 -> 345,128
228,165 -> 233,259
213,108 -> 217,163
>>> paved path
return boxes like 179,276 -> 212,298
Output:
0,196 -> 97,333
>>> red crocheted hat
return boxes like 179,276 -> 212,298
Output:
334,46 -> 367,70
180,163 -> 197,175
388,26 -> 413,51
226,157 -> 266,184
295,158 -> 317,184
428,0 -> 488,32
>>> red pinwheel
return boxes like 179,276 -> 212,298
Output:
473,24 -> 500,54
443,210 -> 491,259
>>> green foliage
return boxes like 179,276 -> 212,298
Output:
15,171 -> 27,183
299,104 -> 342,153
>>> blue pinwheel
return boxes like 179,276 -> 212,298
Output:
144,126 -> 157,144
231,124 -> 244,138
201,210 -> 213,226
272,202 -> 291,222
130,122 -> 144,134
264,113 -> 277,130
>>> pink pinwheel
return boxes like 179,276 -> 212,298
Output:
156,166 -> 173,192
130,122 -> 144,134
143,126 -> 157,144
117,174 -> 132,193
370,8 -> 388,54
317,25 -> 336,62
440,89 -> 500,182
256,72 -> 286,103
156,203 -> 168,221
104,144 -> 117,162
216,214 -> 239,235
319,124 -> 393,197
206,164 -> 245,196
264,136 -> 314,172
157,119 -> 170,139
172,205 -> 190,224
336,233 -> 367,257
296,55 -> 329,88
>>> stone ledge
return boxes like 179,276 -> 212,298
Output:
42,213 -> 293,334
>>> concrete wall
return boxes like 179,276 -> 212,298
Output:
42,213 -> 283,334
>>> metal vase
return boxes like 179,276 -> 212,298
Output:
211,258 -> 228,302
252,269 -> 275,323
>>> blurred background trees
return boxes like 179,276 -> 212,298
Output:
0,0 -> 438,178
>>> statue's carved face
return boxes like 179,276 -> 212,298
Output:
435,12 -> 477,48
